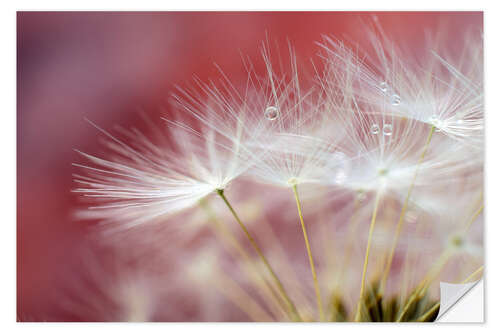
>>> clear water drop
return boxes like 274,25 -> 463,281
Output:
264,106 -> 279,120
390,94 -> 401,106
380,81 -> 388,93
382,124 -> 393,136
370,124 -> 380,135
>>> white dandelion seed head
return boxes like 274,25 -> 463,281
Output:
73,115 -> 252,230
68,27 -> 484,321
317,27 -> 483,149
320,112 -> 431,197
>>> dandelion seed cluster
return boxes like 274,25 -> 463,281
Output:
73,26 -> 483,322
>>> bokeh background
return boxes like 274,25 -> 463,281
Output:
17,11 -> 482,321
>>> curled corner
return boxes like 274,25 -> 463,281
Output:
436,279 -> 484,322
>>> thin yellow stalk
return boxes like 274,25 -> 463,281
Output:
396,248 -> 453,322
198,199 -> 286,318
416,302 -> 440,322
380,125 -> 436,295
291,184 -> 325,321
416,265 -> 484,322
257,212 -> 311,314
399,217 -> 427,304
334,194 -> 362,289
213,266 -> 275,321
464,204 -> 484,231
397,201 -> 485,322
417,248 -> 454,295
216,189 -> 302,322
461,265 -> 484,284
199,198 -> 253,261
399,238 -> 413,306
354,189 -> 383,321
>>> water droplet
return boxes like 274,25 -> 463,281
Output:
456,118 -> 464,125
380,81 -> 388,92
390,94 -> 401,106
370,124 -> 380,135
382,124 -> 393,136
264,106 -> 279,120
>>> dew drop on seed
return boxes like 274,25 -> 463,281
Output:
370,124 -> 380,135
380,81 -> 388,92
390,94 -> 401,106
264,106 -> 279,120
357,191 -> 367,202
382,124 -> 393,136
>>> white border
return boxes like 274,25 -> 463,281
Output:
4,1 -> 500,332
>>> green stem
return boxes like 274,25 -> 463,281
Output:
198,199 -> 285,319
291,184 -> 325,321
416,265 -> 484,322
216,189 -> 302,322
380,125 -> 436,295
355,189 -> 383,321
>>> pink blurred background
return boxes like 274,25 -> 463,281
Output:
17,11 -> 482,321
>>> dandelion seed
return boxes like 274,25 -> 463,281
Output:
70,24 -> 483,322
318,29 -> 483,147
73,116 -> 253,229
429,114 -> 444,132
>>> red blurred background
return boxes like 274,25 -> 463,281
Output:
17,11 -> 482,321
